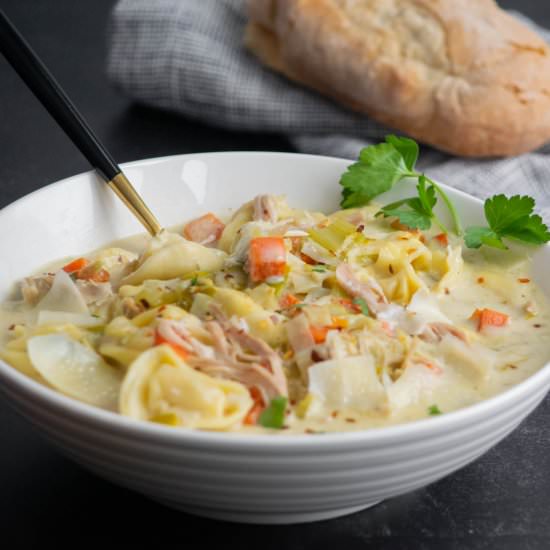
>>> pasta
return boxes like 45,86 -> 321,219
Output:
1,193 -> 549,434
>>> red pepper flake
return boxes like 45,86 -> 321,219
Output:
289,399 -> 296,406
444,288 -> 450,295
331,410 -> 339,418
534,324 -> 542,328
477,277 -> 485,284
304,428 -> 317,434
389,264 -> 394,274
345,417 -> 357,423
356,224 -> 365,233
518,278 -> 530,283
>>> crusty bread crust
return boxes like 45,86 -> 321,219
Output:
245,0 -> 550,157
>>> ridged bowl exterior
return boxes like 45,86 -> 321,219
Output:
0,153 -> 549,524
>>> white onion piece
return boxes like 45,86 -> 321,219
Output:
36,270 -> 88,314
37,310 -> 104,328
308,355 -> 388,414
27,334 -> 121,409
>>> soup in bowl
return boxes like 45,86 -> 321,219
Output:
0,151 -> 548,523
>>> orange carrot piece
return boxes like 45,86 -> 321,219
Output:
249,237 -> 287,283
183,212 -> 225,243
310,325 -> 330,344
154,331 -> 190,360
434,233 -> 448,246
244,387 -> 264,425
470,308 -> 510,331
280,293 -> 300,309
62,257 -> 89,273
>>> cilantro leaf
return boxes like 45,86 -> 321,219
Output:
259,396 -> 287,429
378,176 -> 444,231
464,227 -> 506,249
484,195 -> 535,234
385,135 -> 419,171
506,214 -> 550,244
417,175 -> 436,213
339,142 -> 413,208
380,205 -> 432,230
464,195 -> 550,249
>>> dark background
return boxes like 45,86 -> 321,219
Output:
0,1 -> 549,548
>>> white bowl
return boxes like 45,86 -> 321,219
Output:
0,152 -> 549,524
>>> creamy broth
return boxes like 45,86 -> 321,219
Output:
1,197 -> 549,434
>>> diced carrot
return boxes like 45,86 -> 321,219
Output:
470,308 -> 510,331
434,233 -> 448,246
300,252 -> 317,265
244,387 -> 264,425
154,331 -> 189,360
310,325 -> 330,344
62,257 -> 89,273
249,237 -> 287,283
183,212 -> 225,244
280,293 -> 300,309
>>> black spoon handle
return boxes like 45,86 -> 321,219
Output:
0,9 -> 162,235
0,9 -> 119,181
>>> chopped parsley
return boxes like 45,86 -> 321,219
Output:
353,297 -> 370,316
259,396 -> 288,429
428,404 -> 442,416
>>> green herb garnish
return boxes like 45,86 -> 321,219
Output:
428,404 -> 442,416
259,396 -> 288,429
353,297 -> 370,316
464,195 -> 550,249
190,276 -> 198,286
312,265 -> 327,273
339,135 -> 462,234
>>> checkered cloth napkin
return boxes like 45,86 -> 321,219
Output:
107,0 -> 550,219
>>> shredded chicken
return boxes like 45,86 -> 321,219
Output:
121,297 -> 145,319
286,313 -> 315,352
156,318 -> 214,358
336,263 -> 388,316
253,194 -> 277,223
184,304 -> 288,401
419,322 -> 467,343
20,274 -> 54,305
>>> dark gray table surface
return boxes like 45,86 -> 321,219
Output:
0,1 -> 549,548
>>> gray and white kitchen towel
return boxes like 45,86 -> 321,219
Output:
107,0 -> 550,218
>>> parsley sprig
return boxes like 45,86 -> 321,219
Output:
340,136 -> 550,250
259,396 -> 287,429
340,135 -> 462,235
464,195 -> 550,249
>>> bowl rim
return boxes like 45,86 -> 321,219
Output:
1,150 -> 549,449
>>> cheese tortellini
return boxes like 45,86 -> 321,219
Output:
119,345 -> 252,429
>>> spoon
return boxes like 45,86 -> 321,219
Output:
0,9 -> 163,236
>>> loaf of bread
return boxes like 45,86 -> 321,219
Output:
245,0 -> 550,157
